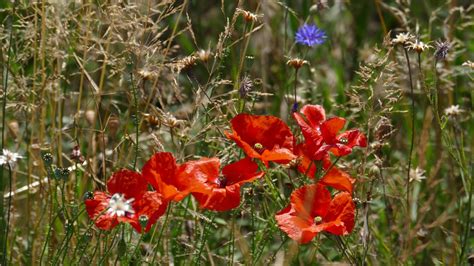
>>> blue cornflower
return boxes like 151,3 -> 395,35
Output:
295,24 -> 327,47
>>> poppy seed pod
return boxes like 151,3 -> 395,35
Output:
139,215 -> 149,229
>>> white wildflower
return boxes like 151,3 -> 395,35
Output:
409,167 -> 426,182
444,105 -> 463,116
0,149 -> 22,167
392,32 -> 414,46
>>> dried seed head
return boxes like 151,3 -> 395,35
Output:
239,76 -> 253,98
162,112 -> 183,128
137,68 -> 156,80
196,49 -> 212,62
177,56 -> 197,72
392,32 -> 415,46
374,116 -> 394,142
143,113 -> 161,130
236,8 -> 261,23
286,58 -> 308,69
434,40 -> 450,61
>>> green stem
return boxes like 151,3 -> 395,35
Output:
403,48 -> 415,218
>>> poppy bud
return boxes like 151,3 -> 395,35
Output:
83,191 -> 94,200
139,215 -> 149,229
42,152 -> 53,166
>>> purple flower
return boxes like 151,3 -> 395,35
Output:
295,24 -> 327,47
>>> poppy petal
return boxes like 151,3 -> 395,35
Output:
320,167 -> 355,193
293,112 -> 322,146
84,192 -> 119,231
275,205 -> 317,244
222,157 -> 264,186
290,184 -> 331,219
225,131 -> 262,159
192,184 -> 241,211
261,147 -> 297,164
337,129 -> 367,148
301,104 -> 326,128
178,157 -> 220,195
142,152 -> 180,201
320,117 -> 346,144
318,192 -> 355,235
132,191 -> 168,232
230,114 -> 294,150
107,169 -> 147,200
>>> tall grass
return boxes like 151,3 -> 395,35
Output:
0,0 -> 473,264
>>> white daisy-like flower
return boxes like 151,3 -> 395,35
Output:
0,149 -> 23,167
106,193 -> 135,217
409,167 -> 426,183
444,105 -> 463,116
407,40 -> 432,53
392,32 -> 415,46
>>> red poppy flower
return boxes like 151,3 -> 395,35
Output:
141,152 -> 192,202
314,117 -> 367,158
225,114 -> 296,166
186,157 -> 264,211
275,184 -> 355,244
293,105 -> 367,160
294,143 -> 330,178
84,169 -> 167,233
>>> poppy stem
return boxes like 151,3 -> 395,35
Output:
403,47 -> 415,221
130,72 -> 139,170
292,68 -> 299,112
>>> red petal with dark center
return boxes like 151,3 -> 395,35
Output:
107,169 -> 147,200
84,192 -> 118,231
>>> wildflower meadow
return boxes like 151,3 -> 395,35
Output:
0,0 -> 473,265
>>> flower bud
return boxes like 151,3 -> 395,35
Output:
83,191 -> 94,201
139,215 -> 149,229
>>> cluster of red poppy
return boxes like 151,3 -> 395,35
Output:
84,104 -> 366,244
